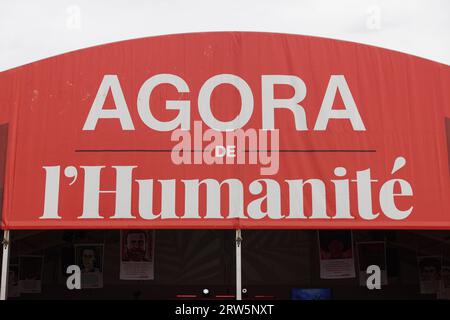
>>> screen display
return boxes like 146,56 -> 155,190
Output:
291,288 -> 332,300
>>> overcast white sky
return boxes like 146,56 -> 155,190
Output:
0,0 -> 449,71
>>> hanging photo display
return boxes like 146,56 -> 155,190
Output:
318,231 -> 355,279
357,241 -> 388,286
18,255 -> 43,293
74,244 -> 104,289
437,263 -> 450,300
120,230 -> 155,280
8,264 -> 20,298
417,256 -> 442,294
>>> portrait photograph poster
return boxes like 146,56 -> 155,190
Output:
417,256 -> 442,294
120,230 -> 155,280
8,264 -> 20,298
357,241 -> 388,286
437,264 -> 450,300
318,231 -> 355,279
18,255 -> 44,293
74,244 -> 104,289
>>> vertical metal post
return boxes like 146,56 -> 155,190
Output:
235,229 -> 242,300
1,230 -> 10,300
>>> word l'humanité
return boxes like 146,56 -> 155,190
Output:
40,157 -> 412,221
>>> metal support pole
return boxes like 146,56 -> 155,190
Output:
1,230 -> 10,300
235,229 -> 242,301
